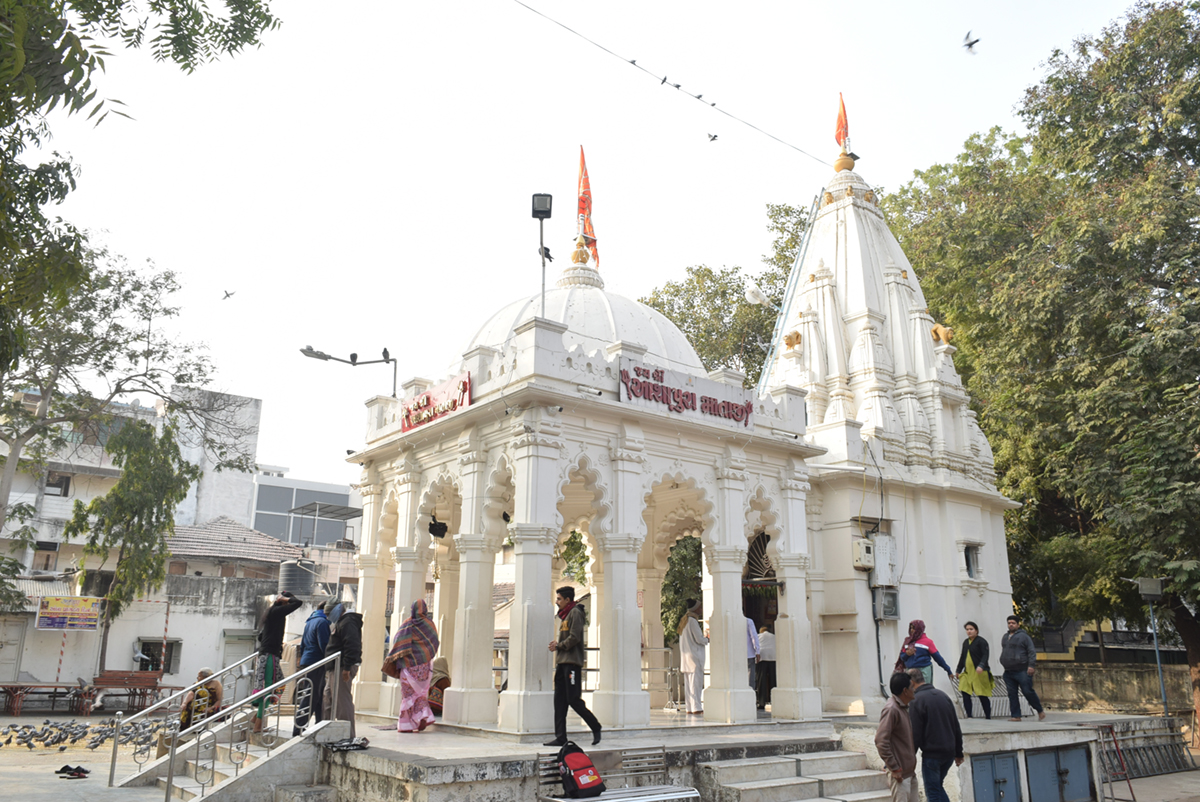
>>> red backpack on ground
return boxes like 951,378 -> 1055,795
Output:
556,741 -> 607,798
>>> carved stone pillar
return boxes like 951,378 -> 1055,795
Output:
433,553 -> 460,668
704,449 -> 756,723
638,567 -> 667,708
498,404 -> 565,733
704,545 -> 756,723
443,533 -> 500,725
353,548 -> 393,712
498,524 -> 558,732
592,535 -> 650,726
771,462 -> 822,718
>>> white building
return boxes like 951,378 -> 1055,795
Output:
350,148 -> 1016,731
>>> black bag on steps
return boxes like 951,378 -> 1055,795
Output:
556,740 -> 607,798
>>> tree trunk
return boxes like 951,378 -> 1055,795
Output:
1168,596 -> 1200,724
96,544 -> 125,674
0,436 -> 30,530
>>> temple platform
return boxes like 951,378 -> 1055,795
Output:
322,710 -> 1195,802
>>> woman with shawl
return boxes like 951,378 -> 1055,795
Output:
954,621 -> 993,719
385,599 -> 440,732
677,599 -> 709,714
894,619 -> 955,687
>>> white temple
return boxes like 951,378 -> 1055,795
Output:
350,148 -> 1017,730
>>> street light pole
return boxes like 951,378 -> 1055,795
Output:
1148,601 -> 1169,717
1128,576 -> 1171,717
300,346 -> 397,398
532,193 -> 553,318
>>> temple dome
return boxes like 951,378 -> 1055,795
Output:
462,263 -> 706,374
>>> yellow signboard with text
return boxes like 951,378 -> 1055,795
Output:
35,596 -> 102,631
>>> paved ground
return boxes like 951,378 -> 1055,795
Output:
0,712 -> 1196,801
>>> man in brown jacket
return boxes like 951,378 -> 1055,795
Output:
875,672 -> 919,802
544,586 -> 602,747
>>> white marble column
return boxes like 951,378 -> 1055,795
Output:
770,462 -> 822,719
703,545 -> 756,722
638,567 -> 667,708
443,533 -> 500,725
703,449 -> 756,723
433,553 -> 460,668
498,524 -> 557,732
592,536 -> 651,726
497,404 -> 564,733
352,550 -> 393,712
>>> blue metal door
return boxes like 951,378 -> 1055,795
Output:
1058,746 -> 1093,802
1027,747 -> 1094,802
973,752 -> 1022,802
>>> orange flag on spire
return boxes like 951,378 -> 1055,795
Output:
578,146 -> 599,267
835,93 -> 849,147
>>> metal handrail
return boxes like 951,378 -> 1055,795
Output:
158,652 -> 342,801
107,651 -> 258,786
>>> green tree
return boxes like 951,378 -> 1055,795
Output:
0,247 -> 256,610
660,535 -> 702,646
0,0 -> 281,368
884,1 -> 1200,718
557,529 -> 588,585
63,418 -> 199,671
641,204 -> 807,387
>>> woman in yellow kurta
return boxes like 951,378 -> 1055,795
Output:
954,622 -> 993,719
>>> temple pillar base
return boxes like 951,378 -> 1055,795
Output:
498,689 -> 554,733
591,689 -> 650,728
443,687 -> 499,727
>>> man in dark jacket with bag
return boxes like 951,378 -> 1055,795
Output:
323,602 -> 363,737
544,586 -> 601,747
906,668 -> 963,802
293,602 -> 331,735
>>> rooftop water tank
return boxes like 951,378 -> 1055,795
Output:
278,559 -> 315,597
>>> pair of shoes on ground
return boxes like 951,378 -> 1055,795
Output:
543,726 -> 601,748
56,765 -> 89,779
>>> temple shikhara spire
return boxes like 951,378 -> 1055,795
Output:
577,146 -> 599,268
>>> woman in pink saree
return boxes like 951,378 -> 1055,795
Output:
386,599 -> 440,733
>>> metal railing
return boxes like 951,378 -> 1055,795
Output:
108,652 -> 258,786
158,651 -> 342,801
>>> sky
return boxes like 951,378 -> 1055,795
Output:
36,0 -> 1135,485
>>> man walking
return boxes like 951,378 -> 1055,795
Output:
294,602 -> 331,736
545,586 -> 601,746
999,615 -> 1046,721
907,668 -> 963,802
875,672 -> 919,802
323,602 -> 363,737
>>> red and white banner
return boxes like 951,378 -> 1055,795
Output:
401,372 -> 471,432
578,146 -> 599,267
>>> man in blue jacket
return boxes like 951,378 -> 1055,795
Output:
293,602 -> 331,735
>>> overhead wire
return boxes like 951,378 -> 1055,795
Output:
510,0 -> 832,168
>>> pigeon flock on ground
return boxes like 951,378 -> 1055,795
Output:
0,717 -> 166,752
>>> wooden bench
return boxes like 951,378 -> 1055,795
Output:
536,745 -> 699,802
91,670 -> 164,713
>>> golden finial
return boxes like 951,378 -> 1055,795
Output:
833,146 -> 855,173
571,234 -> 591,265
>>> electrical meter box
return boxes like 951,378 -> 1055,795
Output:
852,539 -> 875,570
873,587 -> 901,620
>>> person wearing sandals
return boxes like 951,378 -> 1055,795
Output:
954,622 -> 992,719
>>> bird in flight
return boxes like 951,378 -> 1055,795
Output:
539,246 -> 554,262
708,134 -> 718,142
222,290 -> 235,300
963,31 -> 980,54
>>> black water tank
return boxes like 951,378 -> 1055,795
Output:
278,559 -> 315,597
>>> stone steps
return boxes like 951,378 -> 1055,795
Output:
795,751 -> 867,775
808,770 -> 888,798
720,776 -> 822,802
816,791 -> 891,802
277,785 -> 339,802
